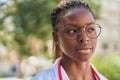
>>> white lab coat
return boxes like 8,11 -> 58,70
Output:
31,58 -> 107,80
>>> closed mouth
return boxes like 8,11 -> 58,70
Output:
76,47 -> 92,50
75,48 -> 92,53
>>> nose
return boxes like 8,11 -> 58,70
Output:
77,30 -> 90,43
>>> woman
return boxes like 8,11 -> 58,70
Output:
32,0 -> 107,80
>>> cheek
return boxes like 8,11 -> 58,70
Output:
92,39 -> 97,51
58,34 -> 75,54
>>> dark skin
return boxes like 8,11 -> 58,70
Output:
53,8 -> 97,80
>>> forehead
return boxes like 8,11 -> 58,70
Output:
60,8 -> 94,26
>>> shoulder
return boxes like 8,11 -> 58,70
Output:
99,73 -> 108,80
31,58 -> 61,80
90,64 -> 108,80
31,68 -> 54,80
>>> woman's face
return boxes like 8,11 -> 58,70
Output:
54,8 -> 97,62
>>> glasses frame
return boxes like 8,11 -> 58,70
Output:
58,23 -> 102,39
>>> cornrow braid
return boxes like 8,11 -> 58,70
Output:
50,0 -> 94,31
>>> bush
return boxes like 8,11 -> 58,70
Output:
91,53 -> 120,80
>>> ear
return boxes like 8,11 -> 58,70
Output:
52,31 -> 58,43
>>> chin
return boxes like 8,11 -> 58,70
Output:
74,57 -> 90,63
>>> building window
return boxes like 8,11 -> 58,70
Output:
102,43 -> 108,51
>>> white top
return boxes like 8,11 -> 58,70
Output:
31,58 -> 107,80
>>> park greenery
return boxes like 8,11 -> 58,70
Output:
91,53 -> 120,80
0,0 -> 60,57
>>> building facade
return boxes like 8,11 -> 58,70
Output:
96,0 -> 120,54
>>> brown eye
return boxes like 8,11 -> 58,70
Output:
66,30 -> 78,34
87,27 -> 96,33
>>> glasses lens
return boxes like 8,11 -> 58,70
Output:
86,24 -> 101,38
63,24 -> 101,39
63,24 -> 78,39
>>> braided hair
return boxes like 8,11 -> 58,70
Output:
51,0 -> 95,59
51,0 -> 94,32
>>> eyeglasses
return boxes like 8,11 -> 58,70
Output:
59,23 -> 102,39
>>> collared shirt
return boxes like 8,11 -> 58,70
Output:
32,58 -> 107,80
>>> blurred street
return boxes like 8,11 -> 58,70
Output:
0,56 -> 53,80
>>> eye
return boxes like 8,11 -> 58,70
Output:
87,27 -> 96,33
86,24 -> 97,33
66,29 -> 78,34
63,24 -> 79,35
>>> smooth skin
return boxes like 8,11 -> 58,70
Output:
53,8 -> 97,80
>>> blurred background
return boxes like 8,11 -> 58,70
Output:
0,0 -> 120,80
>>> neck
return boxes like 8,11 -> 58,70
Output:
61,55 -> 94,80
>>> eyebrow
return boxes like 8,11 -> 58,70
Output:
64,21 -> 96,28
86,21 -> 95,26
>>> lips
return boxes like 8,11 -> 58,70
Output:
75,47 -> 92,53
